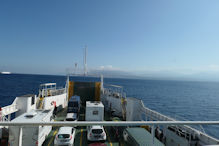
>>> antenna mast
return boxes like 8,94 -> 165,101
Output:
84,46 -> 87,76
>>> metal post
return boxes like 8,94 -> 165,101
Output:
8,114 -> 11,121
163,125 -> 167,140
18,127 -> 23,146
84,46 -> 87,76
0,107 -> 2,121
151,125 -> 155,145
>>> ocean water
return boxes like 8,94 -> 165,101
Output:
0,74 -> 219,139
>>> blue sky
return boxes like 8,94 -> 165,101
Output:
1,0 -> 219,80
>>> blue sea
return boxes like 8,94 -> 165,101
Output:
0,74 -> 219,139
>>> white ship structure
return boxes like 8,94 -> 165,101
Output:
0,72 -> 11,74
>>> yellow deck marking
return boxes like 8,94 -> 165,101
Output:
48,109 -> 66,145
48,129 -> 58,146
80,129 -> 83,146
106,129 -> 113,146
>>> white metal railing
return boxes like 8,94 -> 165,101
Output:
136,99 -> 219,143
3,121 -> 219,146
50,88 -> 65,96
1,104 -> 18,116
140,100 -> 174,121
104,85 -> 126,98
0,121 -> 219,126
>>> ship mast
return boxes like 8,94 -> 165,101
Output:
84,46 -> 87,76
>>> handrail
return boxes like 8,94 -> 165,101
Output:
0,121 -> 219,126
1,103 -> 18,116
105,84 -> 123,88
40,83 -> 56,86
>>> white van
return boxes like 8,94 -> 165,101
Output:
85,101 -> 104,121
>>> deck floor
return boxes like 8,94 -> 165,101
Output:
43,108 -> 122,146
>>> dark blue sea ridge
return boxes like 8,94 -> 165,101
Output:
0,74 -> 219,139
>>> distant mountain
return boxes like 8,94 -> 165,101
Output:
87,69 -> 219,82
88,69 -> 139,79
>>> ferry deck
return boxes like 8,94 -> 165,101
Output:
43,107 -> 123,146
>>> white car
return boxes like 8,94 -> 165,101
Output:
65,113 -> 78,121
54,127 -> 76,146
87,125 -> 106,142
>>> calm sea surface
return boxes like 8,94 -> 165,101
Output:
0,74 -> 219,139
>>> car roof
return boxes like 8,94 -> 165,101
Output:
91,125 -> 103,129
66,113 -> 77,118
89,143 -> 107,146
58,127 -> 74,134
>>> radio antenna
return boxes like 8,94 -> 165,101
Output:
84,46 -> 87,76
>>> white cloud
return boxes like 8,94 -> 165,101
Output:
98,65 -> 120,71
100,66 -> 105,70
208,64 -> 219,71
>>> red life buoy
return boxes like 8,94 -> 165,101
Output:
51,101 -> 56,107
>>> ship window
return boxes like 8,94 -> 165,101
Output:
31,96 -> 35,105
92,129 -> 103,134
58,134 -> 70,139
93,111 -> 98,115
68,101 -> 78,107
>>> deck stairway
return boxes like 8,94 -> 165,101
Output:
36,97 -> 44,109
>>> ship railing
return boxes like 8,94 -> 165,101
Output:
49,88 -> 65,96
38,86 -> 66,98
137,100 -> 219,144
104,84 -> 125,95
103,87 -> 126,99
173,114 -> 207,134
139,100 -> 174,121
0,101 -> 18,121
0,121 -> 219,144
1,121 -> 219,126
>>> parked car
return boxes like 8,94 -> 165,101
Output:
65,113 -> 78,121
110,117 -> 125,140
88,143 -> 107,146
67,95 -> 80,114
54,127 -> 76,146
87,125 -> 106,142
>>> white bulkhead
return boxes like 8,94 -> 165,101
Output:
9,109 -> 53,146
15,94 -> 36,117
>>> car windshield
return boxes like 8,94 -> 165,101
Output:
58,134 -> 70,139
66,118 -> 76,121
68,102 -> 78,107
92,129 -> 103,134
